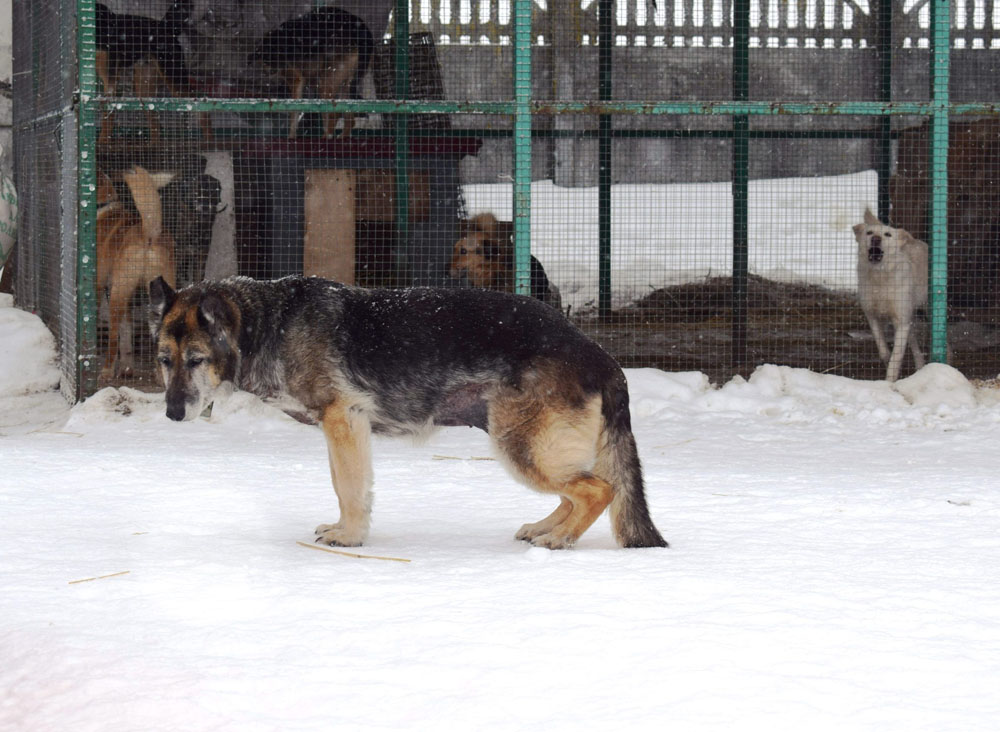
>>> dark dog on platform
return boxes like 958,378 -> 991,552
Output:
251,6 -> 375,139
450,213 -> 563,311
148,275 -> 666,550
95,1 -> 211,143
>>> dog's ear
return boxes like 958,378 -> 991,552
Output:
863,208 -> 879,225
148,276 -> 176,339
852,222 -> 866,242
467,213 -> 494,236
897,228 -> 918,247
197,291 -> 236,337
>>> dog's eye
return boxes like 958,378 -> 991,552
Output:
187,356 -> 205,368
459,247 -> 467,255
158,356 -> 172,368
884,232 -> 891,237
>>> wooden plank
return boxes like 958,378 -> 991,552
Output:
355,169 -> 430,222
304,169 -> 355,284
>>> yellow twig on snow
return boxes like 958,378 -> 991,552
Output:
296,541 -> 411,563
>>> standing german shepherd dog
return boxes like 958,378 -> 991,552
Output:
148,276 -> 667,550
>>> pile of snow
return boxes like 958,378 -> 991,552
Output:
4,295 -> 1000,731
0,294 -> 60,397
0,294 -> 66,435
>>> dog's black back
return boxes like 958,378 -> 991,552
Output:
96,1 -> 193,93
253,7 -> 375,98
240,277 -> 609,393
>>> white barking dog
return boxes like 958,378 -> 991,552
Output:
853,209 -> 929,382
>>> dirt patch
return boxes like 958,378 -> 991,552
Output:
579,275 -> 1000,385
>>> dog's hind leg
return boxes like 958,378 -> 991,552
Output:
315,400 -> 373,547
103,269 -> 141,378
909,323 -> 926,370
318,52 -> 359,138
515,497 -> 572,542
492,380 -> 612,549
530,476 -> 614,550
95,49 -> 116,146
133,61 -> 165,145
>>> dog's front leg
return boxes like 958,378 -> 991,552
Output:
909,320 -> 927,371
315,401 -> 373,547
95,49 -> 116,146
886,318 -> 913,382
866,312 -> 891,364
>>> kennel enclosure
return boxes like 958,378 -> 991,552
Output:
12,0 -> 1000,399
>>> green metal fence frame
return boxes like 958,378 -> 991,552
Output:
73,0 -> 983,397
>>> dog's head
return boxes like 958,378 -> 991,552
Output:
449,213 -> 514,288
148,276 -> 241,421
853,208 -> 918,266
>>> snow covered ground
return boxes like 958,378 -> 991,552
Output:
3,288 -> 1000,730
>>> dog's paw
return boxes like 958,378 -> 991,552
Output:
514,521 -> 552,541
515,522 -> 547,542
529,532 -> 576,550
315,524 -> 365,547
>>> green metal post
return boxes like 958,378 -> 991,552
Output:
512,0 -> 532,295
876,0 -> 892,220
77,0 -> 99,399
394,0 -> 410,280
929,0 -> 950,362
598,0 -> 612,317
732,0 -> 750,370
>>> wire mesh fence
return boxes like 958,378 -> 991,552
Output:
10,0 -> 1000,399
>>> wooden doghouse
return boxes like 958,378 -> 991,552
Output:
237,136 -> 480,287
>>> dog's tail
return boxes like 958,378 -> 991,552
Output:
597,374 -> 668,548
122,167 -> 174,242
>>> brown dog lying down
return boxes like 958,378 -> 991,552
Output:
449,213 -> 562,311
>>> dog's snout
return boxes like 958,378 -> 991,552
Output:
165,388 -> 194,421
165,401 -> 187,421
870,234 -> 881,248
868,246 -> 884,264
